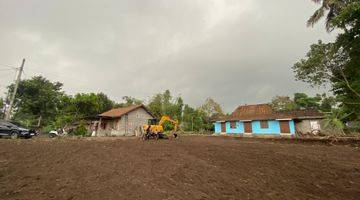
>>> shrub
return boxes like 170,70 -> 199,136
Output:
73,121 -> 88,136
42,124 -> 56,134
162,121 -> 175,131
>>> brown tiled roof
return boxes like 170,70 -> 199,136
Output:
99,104 -> 155,118
224,104 -> 324,121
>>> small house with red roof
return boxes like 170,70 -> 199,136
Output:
96,104 -> 155,136
214,104 -> 324,135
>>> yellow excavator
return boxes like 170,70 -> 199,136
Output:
142,115 -> 179,140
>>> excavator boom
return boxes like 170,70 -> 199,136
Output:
158,116 -> 179,131
142,115 -> 179,140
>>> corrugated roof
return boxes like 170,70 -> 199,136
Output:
99,104 -> 155,118
224,104 -> 324,121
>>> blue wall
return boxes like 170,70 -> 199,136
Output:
214,122 -> 221,134
252,120 -> 281,134
214,120 -> 295,135
289,120 -> 295,134
226,121 -> 244,134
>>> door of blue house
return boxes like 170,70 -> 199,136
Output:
221,122 -> 226,133
244,121 -> 252,133
280,121 -> 290,133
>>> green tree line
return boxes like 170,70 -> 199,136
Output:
270,93 -> 336,112
2,76 -> 224,132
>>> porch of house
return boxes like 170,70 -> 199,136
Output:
96,117 -> 128,136
95,117 -> 143,137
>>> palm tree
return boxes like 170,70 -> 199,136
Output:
307,0 -> 348,31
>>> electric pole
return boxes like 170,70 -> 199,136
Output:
4,59 -> 25,121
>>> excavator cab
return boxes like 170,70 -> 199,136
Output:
148,119 -> 158,125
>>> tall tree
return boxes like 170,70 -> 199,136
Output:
148,93 -> 163,118
294,0 -> 360,120
319,93 -> 337,112
293,93 -> 321,109
69,93 -> 114,117
198,97 -> 224,130
97,93 -> 115,112
147,90 -> 184,120
54,93 -> 114,128
270,96 -> 297,111
198,98 -> 224,119
182,104 -> 205,131
270,93 -> 333,111
6,76 -> 63,126
115,96 -> 143,108
307,0 -> 348,31
54,94 -> 77,128
173,97 -> 184,120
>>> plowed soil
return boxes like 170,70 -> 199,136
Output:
0,136 -> 359,200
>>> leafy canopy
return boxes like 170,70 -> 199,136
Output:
294,0 -> 360,120
7,76 -> 63,126
147,90 -> 183,120
270,93 -> 335,112
4,75 -> 223,133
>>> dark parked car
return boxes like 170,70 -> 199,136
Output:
0,120 -> 36,139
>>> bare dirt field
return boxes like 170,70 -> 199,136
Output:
0,136 -> 359,200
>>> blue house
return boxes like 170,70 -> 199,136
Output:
214,104 -> 323,135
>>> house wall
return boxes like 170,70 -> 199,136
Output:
252,120 -> 281,134
214,120 -> 295,135
118,108 -> 153,136
226,121 -> 244,134
96,118 -> 118,136
214,122 -> 222,133
289,120 -> 295,134
295,119 -> 322,135
97,107 -> 154,136
295,120 -> 310,134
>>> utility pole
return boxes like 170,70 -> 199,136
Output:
5,59 -> 25,121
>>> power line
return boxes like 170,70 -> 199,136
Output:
22,69 -> 27,79
0,63 -> 18,70
0,71 -> 15,78
0,68 -> 17,72
2,62 -> 85,84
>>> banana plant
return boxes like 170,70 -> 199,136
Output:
323,109 -> 353,135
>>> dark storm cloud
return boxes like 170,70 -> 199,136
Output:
0,0 -> 336,112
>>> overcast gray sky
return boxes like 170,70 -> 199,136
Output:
0,0 -> 336,112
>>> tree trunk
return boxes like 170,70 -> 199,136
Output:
339,68 -> 360,99
37,115 -> 42,127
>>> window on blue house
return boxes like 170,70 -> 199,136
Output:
260,120 -> 269,129
230,121 -> 237,129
